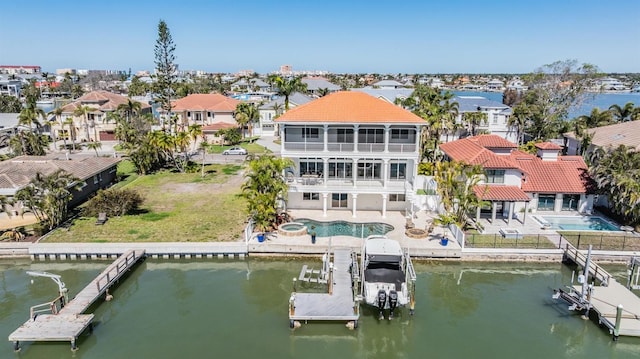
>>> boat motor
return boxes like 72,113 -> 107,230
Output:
377,289 -> 387,320
388,290 -> 398,320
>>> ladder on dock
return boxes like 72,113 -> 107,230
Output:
9,249 -> 145,351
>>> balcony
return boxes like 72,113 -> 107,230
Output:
283,142 -> 417,153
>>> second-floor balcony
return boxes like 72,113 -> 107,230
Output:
283,142 -> 417,153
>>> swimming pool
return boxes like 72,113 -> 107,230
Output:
534,215 -> 620,231
296,218 -> 394,238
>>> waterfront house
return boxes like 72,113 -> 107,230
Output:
439,135 -> 594,225
372,80 -> 406,89
563,120 -> 640,156
275,91 -> 425,217
54,91 -> 151,142
350,87 -> 414,105
444,96 -> 517,144
0,154 -> 121,213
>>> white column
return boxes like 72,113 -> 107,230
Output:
508,202 -> 515,226
353,124 -> 359,153
415,125 -> 421,154
383,159 -> 389,188
523,202 -> 529,225
491,202 -> 497,223
323,158 -> 329,188
384,125 -> 390,153
280,125 -> 285,153
352,194 -> 358,218
352,158 -> 358,188
322,193 -> 328,217
323,124 -> 328,152
382,193 -> 388,218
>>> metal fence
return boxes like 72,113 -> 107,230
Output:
465,232 -> 640,251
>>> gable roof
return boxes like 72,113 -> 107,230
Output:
0,155 -> 120,196
60,90 -> 150,113
171,94 -> 240,112
454,96 -> 512,114
259,92 -> 313,110
471,134 -> 518,149
350,87 -> 414,104
275,91 -> 425,124
535,142 -> 562,150
564,120 -> 640,151
301,77 -> 341,91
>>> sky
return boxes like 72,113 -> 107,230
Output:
1,0 -> 639,75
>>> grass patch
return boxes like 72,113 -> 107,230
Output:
465,233 -> 558,249
45,163 -> 248,243
558,231 -> 640,251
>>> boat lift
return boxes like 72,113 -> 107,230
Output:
26,271 -> 69,307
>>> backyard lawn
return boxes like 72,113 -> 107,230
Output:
44,161 -> 248,243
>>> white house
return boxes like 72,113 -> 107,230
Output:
258,92 -> 313,136
445,96 -> 517,143
275,91 -> 425,218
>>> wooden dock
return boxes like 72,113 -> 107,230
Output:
8,249 -> 145,351
556,245 -> 640,339
573,281 -> 640,337
289,248 -> 360,327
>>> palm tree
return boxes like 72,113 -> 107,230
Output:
86,141 -> 102,157
508,106 -> 528,145
73,105 -> 93,142
234,103 -> 259,138
271,102 -> 283,119
275,76 -> 307,110
117,98 -> 143,122
47,107 -> 64,151
242,155 -> 293,233
18,103 -> 45,133
608,102 -> 636,122
576,108 -> 613,128
62,117 -> 76,151
463,111 -> 488,137
187,124 -> 203,152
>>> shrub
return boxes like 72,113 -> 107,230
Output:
83,188 -> 144,217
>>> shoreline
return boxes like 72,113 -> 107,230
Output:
1,241 -> 635,264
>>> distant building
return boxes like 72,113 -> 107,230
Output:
447,96 -> 516,143
301,77 -> 341,97
564,120 -> 640,156
258,92 -> 313,136
372,80 -> 406,89
0,77 -> 22,97
0,65 -> 41,75
56,68 -> 77,75
279,65 -> 292,75
170,94 -> 241,144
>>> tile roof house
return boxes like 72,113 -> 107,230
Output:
0,154 -> 121,212
564,120 -> 640,155
439,135 -> 594,226
275,91 -> 424,217
170,94 -> 242,144
54,90 -> 151,142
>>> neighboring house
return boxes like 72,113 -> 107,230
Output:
507,77 -> 527,92
170,93 -> 241,144
446,96 -> 516,143
564,120 -> 640,156
0,113 -> 19,148
592,77 -> 629,92
372,80 -> 406,89
54,90 -> 151,142
275,91 -> 425,217
231,78 -> 270,92
0,77 -> 22,97
301,77 -> 341,97
0,65 -> 41,75
418,77 -> 445,88
486,79 -> 505,92
257,92 -> 313,136
0,154 -> 121,212
439,135 -> 594,226
350,87 -> 414,105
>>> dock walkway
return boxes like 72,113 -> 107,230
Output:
9,249 -> 145,351
558,245 -> 640,339
289,248 -> 359,326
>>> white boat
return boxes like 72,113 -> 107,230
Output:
360,235 -> 416,320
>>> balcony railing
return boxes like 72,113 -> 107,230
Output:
283,141 -> 416,153
283,142 -> 324,151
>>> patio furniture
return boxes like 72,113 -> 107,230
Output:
96,212 -> 107,225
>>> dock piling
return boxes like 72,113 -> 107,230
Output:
614,304 -> 623,341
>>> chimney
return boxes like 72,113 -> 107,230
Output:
535,142 -> 561,161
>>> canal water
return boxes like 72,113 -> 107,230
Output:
1,259 -> 639,358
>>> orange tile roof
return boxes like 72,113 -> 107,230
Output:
171,94 -> 240,112
439,138 -> 519,169
470,134 -> 517,149
513,153 -> 589,194
474,185 -> 530,201
535,142 -> 562,150
275,91 -> 425,124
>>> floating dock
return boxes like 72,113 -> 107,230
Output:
8,249 -> 145,351
555,245 -> 640,340
288,248 -> 360,327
